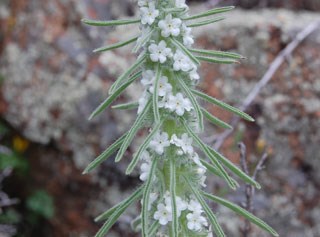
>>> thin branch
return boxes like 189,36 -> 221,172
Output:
238,142 -> 269,237
212,20 -> 320,150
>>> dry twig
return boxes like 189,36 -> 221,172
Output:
238,142 -> 269,237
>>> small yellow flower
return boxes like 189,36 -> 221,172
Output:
13,136 -> 29,153
255,138 -> 266,154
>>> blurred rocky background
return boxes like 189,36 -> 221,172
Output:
0,0 -> 319,236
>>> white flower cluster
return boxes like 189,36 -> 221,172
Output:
153,191 -> 208,232
140,132 -> 207,187
138,69 -> 193,116
135,0 -> 211,235
137,0 -> 200,116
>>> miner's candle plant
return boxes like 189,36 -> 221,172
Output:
82,1 -> 279,236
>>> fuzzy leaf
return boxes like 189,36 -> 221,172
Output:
200,159 -> 239,188
206,146 -> 261,189
183,6 -> 235,20
132,28 -> 155,53
202,108 -> 233,129
83,132 -> 128,174
152,64 -> 161,123
176,74 -> 204,131
94,185 -> 144,237
93,36 -> 138,53
196,56 -> 238,64
181,119 -> 236,189
82,18 -> 140,27
170,157 -> 178,237
184,177 -> 226,237
109,54 -> 147,94
202,192 -> 279,237
191,89 -> 255,121
115,100 -> 151,162
126,119 -> 163,175
142,158 -> 158,237
89,71 -> 142,120
190,49 -> 244,59
112,101 -> 139,110
95,185 -> 144,222
171,38 -> 200,65
187,17 -> 225,28
148,221 -> 160,236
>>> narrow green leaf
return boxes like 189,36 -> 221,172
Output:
202,192 -> 279,237
130,216 -> 141,232
170,157 -> 178,237
183,6 -> 235,21
202,108 -> 233,130
196,56 -> 238,64
200,159 -> 239,188
115,100 -> 151,163
152,64 -> 161,123
89,71 -> 142,120
93,36 -> 138,53
191,89 -> 255,122
171,38 -> 200,65
190,49 -> 244,59
95,185 -> 143,222
94,185 -> 144,237
109,54 -> 147,94
82,18 -> 140,27
176,74 -> 204,131
142,158 -> 158,237
181,119 -> 236,189
206,146 -> 261,189
148,221 -> 160,236
126,120 -> 163,175
187,17 -> 225,28
132,28 -> 155,53
164,7 -> 187,14
112,101 -> 139,110
184,177 -> 226,237
83,132 -> 128,174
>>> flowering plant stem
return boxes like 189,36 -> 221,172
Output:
83,1 -> 279,236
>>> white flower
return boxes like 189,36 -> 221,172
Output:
173,50 -> 193,72
189,67 -> 200,81
148,40 -> 172,63
181,24 -> 194,47
186,211 -> 208,231
175,0 -> 188,9
158,14 -> 182,37
176,196 -> 188,216
149,76 -> 172,96
166,93 -> 192,116
140,3 -> 159,25
141,150 -> 151,162
141,70 -> 155,86
163,191 -> 187,217
190,152 -> 202,166
149,132 -> 170,155
148,192 -> 158,210
154,203 -> 172,225
188,199 -> 203,213
170,133 -> 193,155
139,162 -> 150,181
180,133 -> 194,154
138,90 -> 150,114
